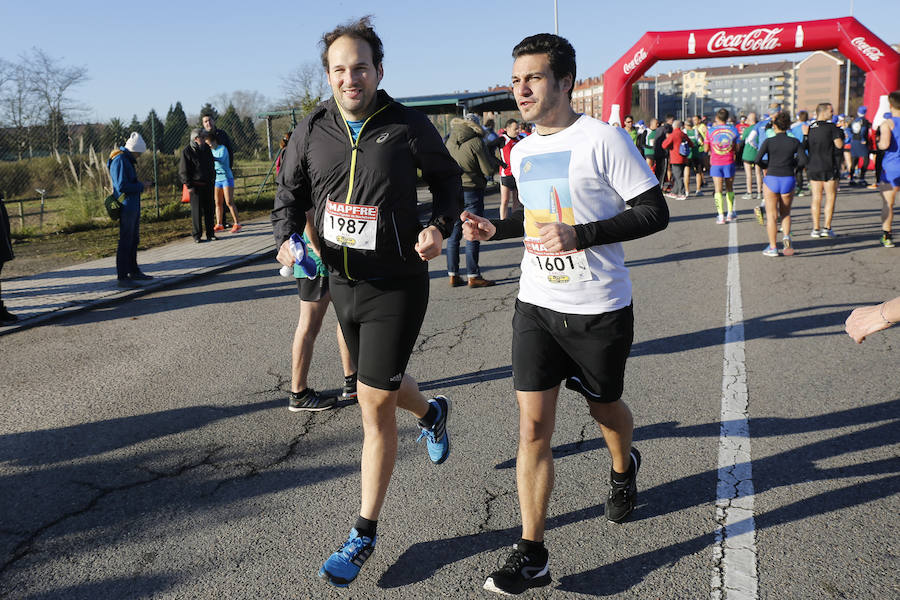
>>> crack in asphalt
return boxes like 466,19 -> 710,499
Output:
0,372 -> 347,579
0,446 -> 225,577
478,488 -> 513,533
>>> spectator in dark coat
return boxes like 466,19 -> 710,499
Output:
444,116 -> 495,288
0,192 -> 16,324
179,129 -> 217,242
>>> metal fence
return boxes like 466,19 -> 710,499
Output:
0,106 -> 289,234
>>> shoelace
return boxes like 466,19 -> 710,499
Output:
337,534 -> 370,560
498,548 -> 529,574
416,428 -> 436,444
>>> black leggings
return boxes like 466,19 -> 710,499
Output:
330,274 -> 429,391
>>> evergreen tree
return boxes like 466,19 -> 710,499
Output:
163,101 -> 190,153
217,104 -> 242,155
101,118 -> 127,152
240,116 -> 260,155
142,109 -> 165,152
127,114 -> 144,141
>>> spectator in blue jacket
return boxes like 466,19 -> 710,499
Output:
108,132 -> 153,288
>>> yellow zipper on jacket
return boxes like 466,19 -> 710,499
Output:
335,102 -> 390,280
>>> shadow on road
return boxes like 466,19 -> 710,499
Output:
380,398 -> 898,594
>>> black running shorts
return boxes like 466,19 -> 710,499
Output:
512,300 -> 634,403
807,168 -> 838,182
296,275 -> 329,302
500,175 -> 517,191
329,274 -> 429,391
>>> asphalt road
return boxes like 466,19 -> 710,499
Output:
1,182 -> 898,599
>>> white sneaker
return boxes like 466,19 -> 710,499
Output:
821,228 -> 836,238
810,229 -> 821,238
716,215 -> 726,225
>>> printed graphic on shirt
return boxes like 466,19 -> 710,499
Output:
518,150 -> 575,235
709,125 -> 738,158
517,150 -> 590,284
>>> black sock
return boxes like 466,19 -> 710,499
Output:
611,455 -> 635,484
292,388 -> 309,398
354,516 -> 377,538
344,372 -> 357,384
418,403 -> 438,428
884,231 -> 893,238
517,538 -> 546,557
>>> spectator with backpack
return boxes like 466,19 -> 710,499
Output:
108,132 -> 154,288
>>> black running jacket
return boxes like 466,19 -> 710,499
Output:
272,90 -> 462,280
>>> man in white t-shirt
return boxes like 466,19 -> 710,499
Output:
463,33 -> 669,596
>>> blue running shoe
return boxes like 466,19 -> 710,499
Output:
417,395 -> 451,464
318,528 -> 376,587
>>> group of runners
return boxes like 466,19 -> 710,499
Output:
623,98 -> 900,256
270,15 -> 899,596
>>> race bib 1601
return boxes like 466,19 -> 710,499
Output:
522,237 -> 591,284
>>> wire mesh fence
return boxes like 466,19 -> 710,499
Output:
0,103 -> 297,234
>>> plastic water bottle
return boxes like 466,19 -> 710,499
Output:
279,233 -> 318,279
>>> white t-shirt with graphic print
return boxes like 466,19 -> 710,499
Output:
510,114 -> 658,315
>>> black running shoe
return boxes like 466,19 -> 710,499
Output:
606,447 -> 641,523
288,389 -> 336,412
483,543 -> 551,595
341,373 -> 358,402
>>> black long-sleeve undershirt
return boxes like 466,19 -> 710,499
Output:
488,184 -> 669,247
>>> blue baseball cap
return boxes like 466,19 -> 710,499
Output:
637,120 -> 645,126
858,106 -> 867,116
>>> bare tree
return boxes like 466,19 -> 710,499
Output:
2,62 -> 41,159
280,62 -> 328,115
23,47 -> 88,153
209,90 -> 270,118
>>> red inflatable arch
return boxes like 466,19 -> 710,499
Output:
602,16 -> 900,124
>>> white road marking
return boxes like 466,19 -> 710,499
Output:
711,221 -> 758,600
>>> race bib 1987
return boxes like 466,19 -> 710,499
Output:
323,200 -> 378,250
522,237 -> 591,284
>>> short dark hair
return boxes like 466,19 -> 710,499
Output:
624,114 -> 634,121
816,102 -> 833,117
889,91 -> 900,110
798,110 -> 808,121
773,111 -> 791,131
716,108 -> 729,123
505,118 -> 518,128
320,15 -> 384,70
200,107 -> 216,120
512,33 -> 577,99
665,113 -> 675,121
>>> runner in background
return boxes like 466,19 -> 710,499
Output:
756,111 -> 806,257
741,113 -> 762,220
708,108 -> 739,224
500,119 -> 522,219
805,103 -> 844,239
876,91 -> 900,248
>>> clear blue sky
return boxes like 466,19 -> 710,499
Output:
1,0 -> 897,123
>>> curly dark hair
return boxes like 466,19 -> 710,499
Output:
320,15 -> 384,70
773,111 -> 792,132
512,33 -> 576,99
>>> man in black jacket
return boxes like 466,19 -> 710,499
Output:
179,129 -> 216,242
271,16 -> 462,588
200,109 -> 234,170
